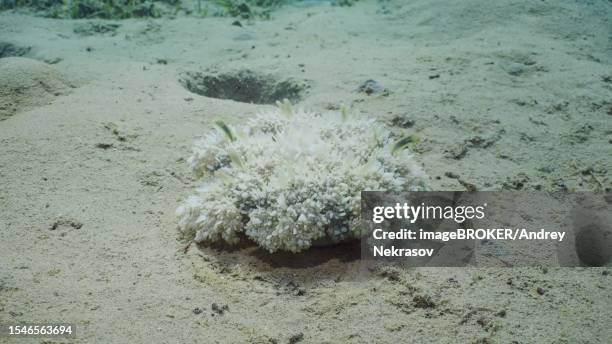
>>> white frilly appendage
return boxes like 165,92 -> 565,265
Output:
177,102 -> 427,253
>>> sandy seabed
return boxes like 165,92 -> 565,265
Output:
0,0 -> 611,343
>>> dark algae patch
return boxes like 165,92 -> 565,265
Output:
0,0 -> 166,18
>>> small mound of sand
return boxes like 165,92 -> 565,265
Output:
0,57 -> 72,120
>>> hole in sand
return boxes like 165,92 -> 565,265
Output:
179,70 -> 307,104
0,42 -> 31,58
575,225 -> 611,267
